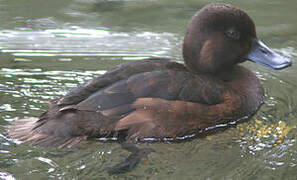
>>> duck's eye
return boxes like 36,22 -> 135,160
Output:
225,29 -> 240,40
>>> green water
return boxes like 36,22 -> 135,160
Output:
0,0 -> 296,179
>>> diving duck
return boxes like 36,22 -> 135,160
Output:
9,4 -> 291,149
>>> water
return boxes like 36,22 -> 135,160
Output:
0,0 -> 296,179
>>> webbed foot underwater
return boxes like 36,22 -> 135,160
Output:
8,3 -> 291,174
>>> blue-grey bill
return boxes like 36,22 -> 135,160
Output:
245,39 -> 292,70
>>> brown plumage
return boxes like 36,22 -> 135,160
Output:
8,4 -> 291,148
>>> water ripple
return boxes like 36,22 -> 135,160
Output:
0,172 -> 16,180
0,27 -> 179,59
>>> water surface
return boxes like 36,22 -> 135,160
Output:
0,0 -> 296,179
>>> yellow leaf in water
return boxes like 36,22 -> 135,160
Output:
282,126 -> 292,137
206,136 -> 212,141
278,121 -> 286,128
255,119 -> 262,125
276,139 -> 283,144
236,124 -> 242,129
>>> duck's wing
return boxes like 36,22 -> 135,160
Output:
74,69 -> 225,113
56,59 -> 186,106
96,71 -> 233,140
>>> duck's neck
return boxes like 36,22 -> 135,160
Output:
186,64 -> 236,82
223,65 -> 265,114
214,66 -> 238,81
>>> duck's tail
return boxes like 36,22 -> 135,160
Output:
8,117 -> 87,148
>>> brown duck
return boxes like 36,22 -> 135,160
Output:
8,4 -> 291,173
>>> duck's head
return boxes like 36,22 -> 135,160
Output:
183,4 -> 292,74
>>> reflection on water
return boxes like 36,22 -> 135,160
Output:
0,172 -> 16,180
0,0 -> 297,179
0,28 -> 179,59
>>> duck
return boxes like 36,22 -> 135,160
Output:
9,4 -> 291,148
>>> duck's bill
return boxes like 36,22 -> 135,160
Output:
245,39 -> 292,70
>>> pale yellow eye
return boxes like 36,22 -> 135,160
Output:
226,29 -> 240,40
